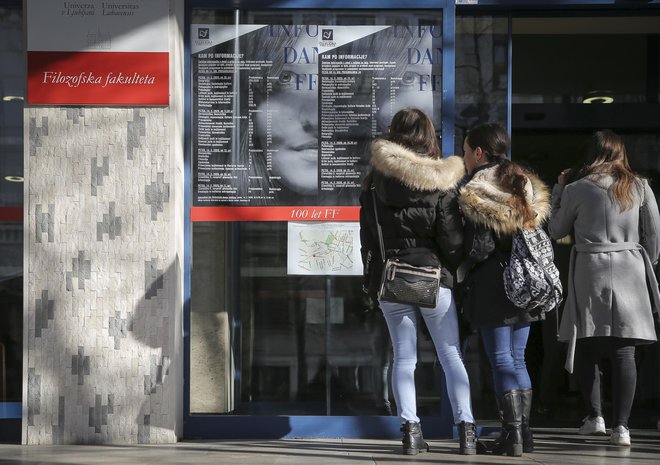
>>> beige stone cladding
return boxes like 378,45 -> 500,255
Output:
25,107 -> 181,444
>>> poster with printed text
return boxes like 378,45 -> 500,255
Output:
191,20 -> 443,222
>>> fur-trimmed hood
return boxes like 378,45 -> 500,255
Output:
458,164 -> 551,235
368,139 -> 465,193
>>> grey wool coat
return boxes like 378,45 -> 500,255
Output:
548,175 -> 660,372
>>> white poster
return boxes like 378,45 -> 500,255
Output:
287,222 -> 363,276
28,0 -> 169,52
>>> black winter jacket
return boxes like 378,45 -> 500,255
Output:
359,139 -> 466,301
457,162 -> 551,327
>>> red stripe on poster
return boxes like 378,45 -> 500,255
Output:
0,207 -> 23,222
191,206 -> 361,222
27,51 -> 169,105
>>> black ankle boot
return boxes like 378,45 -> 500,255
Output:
520,389 -> 534,452
400,421 -> 429,455
458,421 -> 477,455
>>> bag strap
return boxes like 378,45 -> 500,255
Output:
541,262 -> 561,338
371,188 -> 386,264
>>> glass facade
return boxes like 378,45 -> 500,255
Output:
0,4 -> 23,417
511,15 -> 660,427
455,14 -> 509,155
189,9 -> 448,418
188,5 -> 660,431
1,0 -> 660,440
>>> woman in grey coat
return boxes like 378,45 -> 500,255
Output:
548,129 -> 660,447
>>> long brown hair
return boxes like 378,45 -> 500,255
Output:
388,108 -> 440,159
572,130 -> 640,211
465,122 -> 536,225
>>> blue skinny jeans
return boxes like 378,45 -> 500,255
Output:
480,323 -> 532,397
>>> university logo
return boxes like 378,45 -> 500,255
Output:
198,28 -> 209,39
321,29 -> 333,41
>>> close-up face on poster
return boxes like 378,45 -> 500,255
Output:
191,17 -> 442,211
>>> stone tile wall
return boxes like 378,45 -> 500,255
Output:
24,107 -> 180,444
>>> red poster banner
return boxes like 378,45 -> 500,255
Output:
191,206 -> 361,222
0,207 -> 23,222
28,51 -> 169,105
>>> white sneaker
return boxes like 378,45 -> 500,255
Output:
610,425 -> 631,446
579,416 -> 606,435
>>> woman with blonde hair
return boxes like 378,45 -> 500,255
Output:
549,129 -> 660,447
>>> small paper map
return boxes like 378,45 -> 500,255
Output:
287,222 -> 363,276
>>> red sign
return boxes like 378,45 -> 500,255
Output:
27,51 -> 169,105
191,206 -> 361,222
0,207 -> 23,222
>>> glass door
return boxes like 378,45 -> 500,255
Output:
510,14 -> 660,429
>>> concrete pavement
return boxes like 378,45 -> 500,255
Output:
1,428 -> 659,464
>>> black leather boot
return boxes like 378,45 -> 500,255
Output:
400,421 -> 429,455
500,390 -> 523,457
520,389 -> 534,452
488,396 -> 506,454
490,390 -> 523,457
458,421 -> 477,455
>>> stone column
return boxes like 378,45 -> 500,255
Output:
23,1 -> 184,445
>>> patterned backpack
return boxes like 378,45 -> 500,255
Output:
503,227 -> 563,313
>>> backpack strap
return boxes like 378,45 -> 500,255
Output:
523,228 -> 562,337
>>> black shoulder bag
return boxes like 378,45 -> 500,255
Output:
372,189 -> 442,308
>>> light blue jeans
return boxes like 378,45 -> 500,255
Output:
380,287 -> 475,424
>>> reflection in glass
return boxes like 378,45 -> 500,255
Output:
510,16 -> 660,428
512,17 -> 660,105
0,6 -> 24,407
455,15 -> 508,155
190,216 -> 452,416
235,222 -> 447,417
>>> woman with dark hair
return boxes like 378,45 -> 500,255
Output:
360,108 -> 477,455
458,122 -> 551,457
548,129 -> 660,447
